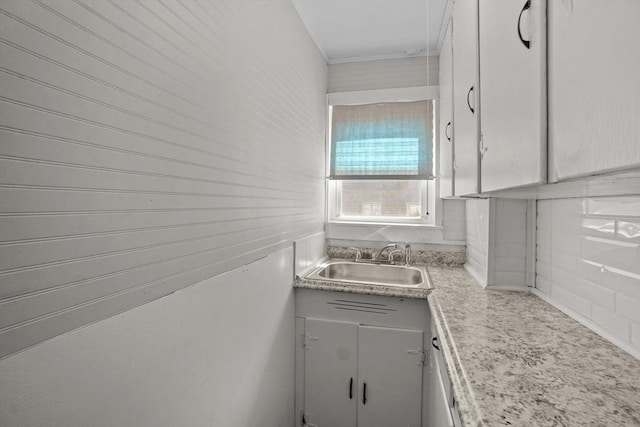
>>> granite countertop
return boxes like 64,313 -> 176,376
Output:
427,265 -> 640,427
296,261 -> 640,426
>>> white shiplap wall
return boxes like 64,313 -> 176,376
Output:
328,56 -> 439,93
536,196 -> 640,358
1,247 -> 297,427
0,0 -> 327,358
465,198 -> 490,286
465,198 -> 530,290
492,199 -> 528,288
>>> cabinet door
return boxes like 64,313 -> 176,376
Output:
304,318 -> 358,427
548,0 -> 640,182
427,351 -> 454,427
452,0 -> 480,196
439,19 -> 455,197
479,0 -> 546,192
357,326 -> 423,427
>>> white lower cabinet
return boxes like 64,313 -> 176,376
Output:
295,290 -> 429,427
302,319 -> 423,427
427,323 -> 462,427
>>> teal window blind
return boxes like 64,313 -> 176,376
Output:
330,100 -> 433,179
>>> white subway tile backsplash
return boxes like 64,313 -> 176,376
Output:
576,259 -> 604,285
580,218 -> 616,238
617,220 -> 640,242
551,284 -> 592,319
616,295 -> 640,323
536,230 -> 551,251
550,251 -> 577,274
632,324 -> 640,348
603,267 -> 640,300
552,198 -> 587,216
552,265 -> 615,311
536,275 -> 551,294
581,236 -> 639,273
536,195 -> 640,358
587,197 -> 640,216
550,230 -> 581,255
592,305 -> 631,339
536,260 -> 551,279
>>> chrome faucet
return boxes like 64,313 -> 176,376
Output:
347,247 -> 362,262
373,243 -> 399,261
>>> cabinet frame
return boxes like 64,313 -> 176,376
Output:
295,289 -> 431,427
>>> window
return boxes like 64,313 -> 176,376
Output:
328,99 -> 435,223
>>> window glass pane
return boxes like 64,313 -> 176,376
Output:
330,101 -> 434,179
339,180 -> 423,218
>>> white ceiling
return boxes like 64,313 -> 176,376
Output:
292,0 -> 450,64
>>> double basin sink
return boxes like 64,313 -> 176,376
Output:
305,259 -> 431,289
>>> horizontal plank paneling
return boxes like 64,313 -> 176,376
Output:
328,56 -> 439,93
0,0 -> 327,358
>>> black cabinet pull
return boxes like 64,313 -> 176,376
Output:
362,382 -> 367,405
517,0 -> 531,49
432,337 -> 440,351
466,86 -> 474,114
349,377 -> 353,399
445,121 -> 452,141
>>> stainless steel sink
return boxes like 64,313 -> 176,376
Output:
304,260 -> 431,289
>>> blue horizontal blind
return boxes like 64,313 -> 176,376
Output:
330,101 -> 433,179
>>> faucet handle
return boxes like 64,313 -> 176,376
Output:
347,247 -> 362,261
387,249 -> 404,263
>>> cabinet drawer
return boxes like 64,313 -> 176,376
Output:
295,289 -> 429,330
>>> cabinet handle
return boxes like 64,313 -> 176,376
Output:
445,121 -> 452,141
432,337 -> 440,351
362,382 -> 367,405
466,86 -> 474,114
349,377 -> 353,399
517,0 -> 531,49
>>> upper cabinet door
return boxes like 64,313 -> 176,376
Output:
453,0 -> 480,196
439,19 -> 455,197
479,0 -> 546,192
548,0 -> 640,182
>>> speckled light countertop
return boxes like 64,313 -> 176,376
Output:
296,262 -> 640,426
428,265 -> 640,426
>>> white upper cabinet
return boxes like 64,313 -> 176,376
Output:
452,0 -> 480,196
478,0 -> 547,192
548,0 -> 640,182
439,19 -> 455,198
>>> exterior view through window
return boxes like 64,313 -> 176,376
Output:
329,100 -> 434,221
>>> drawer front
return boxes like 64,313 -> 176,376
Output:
295,289 -> 429,330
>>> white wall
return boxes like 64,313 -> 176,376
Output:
492,199 -> 528,288
0,0 -> 327,357
465,199 -> 490,286
328,56 -> 439,93
0,247 -> 296,427
535,196 -> 640,358
465,198 -> 530,290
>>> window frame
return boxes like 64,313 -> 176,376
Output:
325,86 -> 440,226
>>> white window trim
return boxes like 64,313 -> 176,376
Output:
325,86 -> 440,227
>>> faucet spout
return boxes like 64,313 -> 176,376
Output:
373,243 -> 399,261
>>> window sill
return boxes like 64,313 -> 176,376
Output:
328,220 -> 441,229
